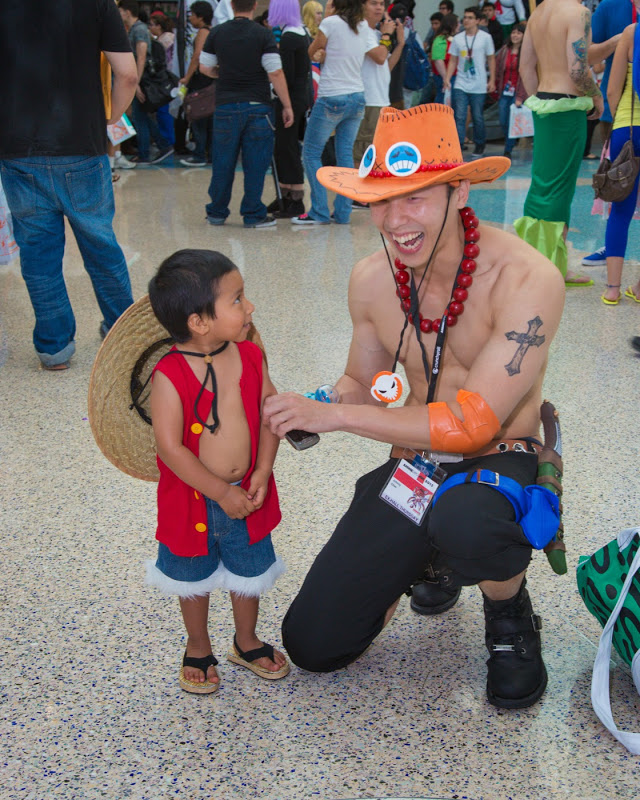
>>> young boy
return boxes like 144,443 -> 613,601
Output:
146,249 -> 289,693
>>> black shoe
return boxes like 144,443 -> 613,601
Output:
471,146 -> 485,159
149,146 -> 174,164
484,580 -> 548,709
410,579 -> 462,616
352,200 -> 369,209
503,150 -> 512,159
273,199 -> 305,219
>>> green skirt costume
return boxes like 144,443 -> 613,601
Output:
514,95 -> 592,276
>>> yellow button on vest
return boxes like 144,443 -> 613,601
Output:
191,423 -> 204,435
194,490 -> 200,500
195,523 -> 207,533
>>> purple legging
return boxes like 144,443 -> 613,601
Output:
605,125 -> 640,258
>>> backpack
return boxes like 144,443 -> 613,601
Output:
403,30 -> 430,91
140,39 -> 178,112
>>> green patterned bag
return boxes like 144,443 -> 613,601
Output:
576,527 -> 640,753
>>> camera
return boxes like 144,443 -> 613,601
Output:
388,3 -> 408,22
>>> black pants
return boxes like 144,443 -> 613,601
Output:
282,451 -> 538,672
274,101 -> 307,185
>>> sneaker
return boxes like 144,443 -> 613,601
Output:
502,150 -> 512,160
149,146 -> 174,164
244,215 -> 277,229
581,246 -> 606,266
114,152 -> 136,169
273,199 -> 305,219
352,200 -> 369,209
206,216 -> 226,226
471,146 -> 485,159
180,156 -> 207,167
291,213 -> 329,225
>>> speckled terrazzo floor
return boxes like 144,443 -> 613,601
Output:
1,145 -> 640,800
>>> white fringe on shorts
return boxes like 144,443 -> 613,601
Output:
145,557 -> 286,600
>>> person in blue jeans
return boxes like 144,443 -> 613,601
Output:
1,157 -> 135,368
494,23 -> 526,158
0,0 -> 137,370
444,7 -> 496,158
293,0 -> 387,225
198,0 -> 294,229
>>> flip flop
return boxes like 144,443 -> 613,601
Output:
564,276 -> 594,287
625,286 -> 640,303
227,636 -> 290,680
179,652 -> 220,694
601,292 -> 622,305
42,362 -> 70,371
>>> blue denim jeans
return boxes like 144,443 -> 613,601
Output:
206,102 -> 275,225
191,115 -> 211,161
0,155 -> 133,366
302,92 -> 365,224
498,94 -> 517,153
452,88 -> 486,149
130,97 -> 171,160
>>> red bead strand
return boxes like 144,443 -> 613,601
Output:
393,208 -> 480,334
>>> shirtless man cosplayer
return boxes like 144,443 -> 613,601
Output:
514,0 -> 603,285
264,104 -> 565,709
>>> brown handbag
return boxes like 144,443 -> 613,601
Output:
184,81 -> 217,123
593,76 -> 640,203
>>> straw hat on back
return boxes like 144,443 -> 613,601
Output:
88,295 -> 266,481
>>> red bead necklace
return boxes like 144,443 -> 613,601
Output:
394,206 -> 480,333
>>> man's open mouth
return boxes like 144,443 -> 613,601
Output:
392,232 -> 424,254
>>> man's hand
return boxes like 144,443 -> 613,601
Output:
515,98 -> 522,108
282,105 -> 295,127
380,15 -> 395,36
395,19 -> 406,46
246,468 -> 272,510
314,47 -> 326,63
588,93 -> 604,120
217,485 -> 255,519
487,78 -> 495,93
263,392 -> 336,438
135,85 -> 146,103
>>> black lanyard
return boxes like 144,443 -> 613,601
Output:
130,341 -> 229,433
382,186 -> 463,405
464,32 -> 476,57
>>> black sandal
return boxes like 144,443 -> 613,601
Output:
227,635 -> 290,680
178,651 -> 220,694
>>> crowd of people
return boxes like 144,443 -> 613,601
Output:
2,0 -> 640,729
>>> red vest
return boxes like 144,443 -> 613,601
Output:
153,341 -> 281,556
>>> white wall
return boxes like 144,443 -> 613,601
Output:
412,0 -> 443,43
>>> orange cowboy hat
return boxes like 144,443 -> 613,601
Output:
317,103 -> 510,203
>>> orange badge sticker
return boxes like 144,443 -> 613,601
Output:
371,371 -> 404,403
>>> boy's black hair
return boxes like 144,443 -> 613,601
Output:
190,0 -> 214,25
464,6 -> 481,18
430,11 -> 444,21
482,1 -> 494,8
118,0 -> 140,16
439,0 -> 454,12
148,249 -> 238,343
231,0 -> 257,14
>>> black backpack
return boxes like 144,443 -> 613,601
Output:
140,39 -> 178,111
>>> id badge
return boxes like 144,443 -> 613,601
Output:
503,84 -> 515,97
380,451 -> 447,526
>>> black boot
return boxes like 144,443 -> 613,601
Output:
267,190 -> 291,214
410,578 -> 461,616
273,191 -> 305,219
483,580 -> 547,709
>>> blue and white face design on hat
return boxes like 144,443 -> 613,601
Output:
385,142 -> 421,177
358,144 -> 376,178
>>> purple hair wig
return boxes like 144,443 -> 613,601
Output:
268,0 -> 302,28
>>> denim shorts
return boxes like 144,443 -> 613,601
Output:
146,494 -> 285,599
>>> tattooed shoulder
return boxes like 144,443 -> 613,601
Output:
504,316 -> 546,377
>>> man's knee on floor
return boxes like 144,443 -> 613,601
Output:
282,607 -> 357,673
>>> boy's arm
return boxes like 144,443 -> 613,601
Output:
248,359 -> 280,508
151,372 -> 255,517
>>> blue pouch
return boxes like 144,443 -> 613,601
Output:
432,469 -> 560,550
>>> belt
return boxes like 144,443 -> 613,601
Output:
390,438 -> 541,461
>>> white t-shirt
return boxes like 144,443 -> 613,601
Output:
318,16 -> 378,98
361,28 -> 391,107
449,28 -> 494,94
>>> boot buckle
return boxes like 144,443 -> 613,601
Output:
492,643 -> 515,652
531,614 -> 542,632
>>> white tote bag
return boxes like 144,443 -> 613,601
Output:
508,104 -> 534,139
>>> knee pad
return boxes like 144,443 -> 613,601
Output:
429,389 -> 501,454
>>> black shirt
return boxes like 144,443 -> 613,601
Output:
280,30 -> 311,109
202,17 -> 279,106
0,0 -> 131,158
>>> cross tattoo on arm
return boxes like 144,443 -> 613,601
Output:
504,316 -> 546,376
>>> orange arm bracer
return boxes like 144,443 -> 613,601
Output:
428,390 -> 501,454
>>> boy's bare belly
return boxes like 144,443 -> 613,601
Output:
184,347 -> 252,485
